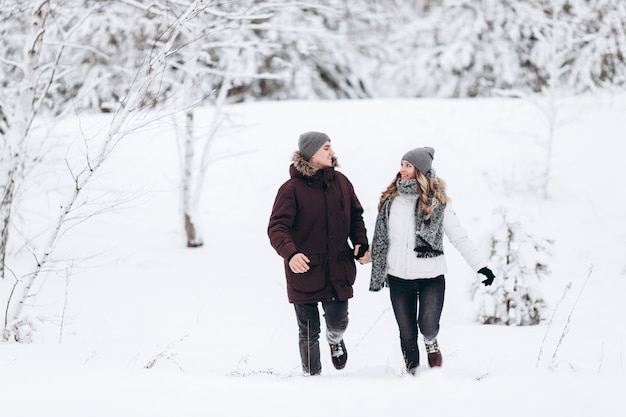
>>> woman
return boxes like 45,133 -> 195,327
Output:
369,146 -> 495,374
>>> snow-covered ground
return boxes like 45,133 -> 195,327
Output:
2,94 -> 625,416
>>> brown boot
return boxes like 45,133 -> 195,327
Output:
425,339 -> 442,367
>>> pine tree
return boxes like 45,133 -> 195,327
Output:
474,208 -> 552,326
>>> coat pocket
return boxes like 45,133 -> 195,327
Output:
339,250 -> 357,286
287,254 -> 326,293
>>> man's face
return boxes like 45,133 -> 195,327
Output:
309,141 -> 334,169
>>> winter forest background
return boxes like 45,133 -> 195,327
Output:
1,1 -> 626,415
3,0 -> 626,112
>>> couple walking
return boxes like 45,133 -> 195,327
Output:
267,131 -> 495,376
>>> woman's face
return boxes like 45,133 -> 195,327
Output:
400,160 -> 417,180
309,141 -> 334,169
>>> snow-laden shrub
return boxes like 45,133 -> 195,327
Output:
474,208 -> 552,326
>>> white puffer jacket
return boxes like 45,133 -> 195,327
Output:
386,193 -> 486,279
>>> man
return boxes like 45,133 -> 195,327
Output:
268,131 -> 370,375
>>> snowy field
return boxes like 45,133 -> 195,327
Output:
1,94 -> 625,416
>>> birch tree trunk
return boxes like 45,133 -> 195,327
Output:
181,93 -> 203,248
177,49 -> 237,248
535,4 -> 578,200
0,0 -> 50,280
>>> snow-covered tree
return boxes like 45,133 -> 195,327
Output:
375,0 -> 626,97
522,0 -> 626,198
1,0 -> 84,339
1,0 -> 55,280
0,0 -> 212,342
164,1 -> 392,246
0,0 -> 159,281
474,208 -> 552,326
3,1 -> 625,106
160,0 -> 297,246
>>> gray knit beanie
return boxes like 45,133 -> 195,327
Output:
298,131 -> 330,161
402,147 -> 435,174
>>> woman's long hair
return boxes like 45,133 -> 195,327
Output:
378,171 -> 448,214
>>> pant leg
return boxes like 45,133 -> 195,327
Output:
388,275 -> 420,370
321,300 -> 349,345
294,303 -> 322,375
417,275 -> 446,341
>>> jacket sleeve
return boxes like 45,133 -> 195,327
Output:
347,180 -> 369,247
443,203 -> 487,271
267,183 -> 300,261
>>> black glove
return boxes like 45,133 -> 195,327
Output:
478,267 -> 495,286
354,243 -> 369,260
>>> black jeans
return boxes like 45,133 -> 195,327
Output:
388,274 -> 445,371
294,300 -> 349,375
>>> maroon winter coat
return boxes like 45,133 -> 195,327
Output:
268,153 -> 368,304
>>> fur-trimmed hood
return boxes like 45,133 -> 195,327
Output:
291,151 -> 339,177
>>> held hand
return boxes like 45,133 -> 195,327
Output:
289,253 -> 310,274
357,251 -> 371,264
478,267 -> 495,286
353,243 -> 370,264
353,244 -> 365,259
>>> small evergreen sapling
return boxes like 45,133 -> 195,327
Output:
474,208 -> 552,326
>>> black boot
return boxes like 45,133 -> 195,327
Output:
329,340 -> 348,370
